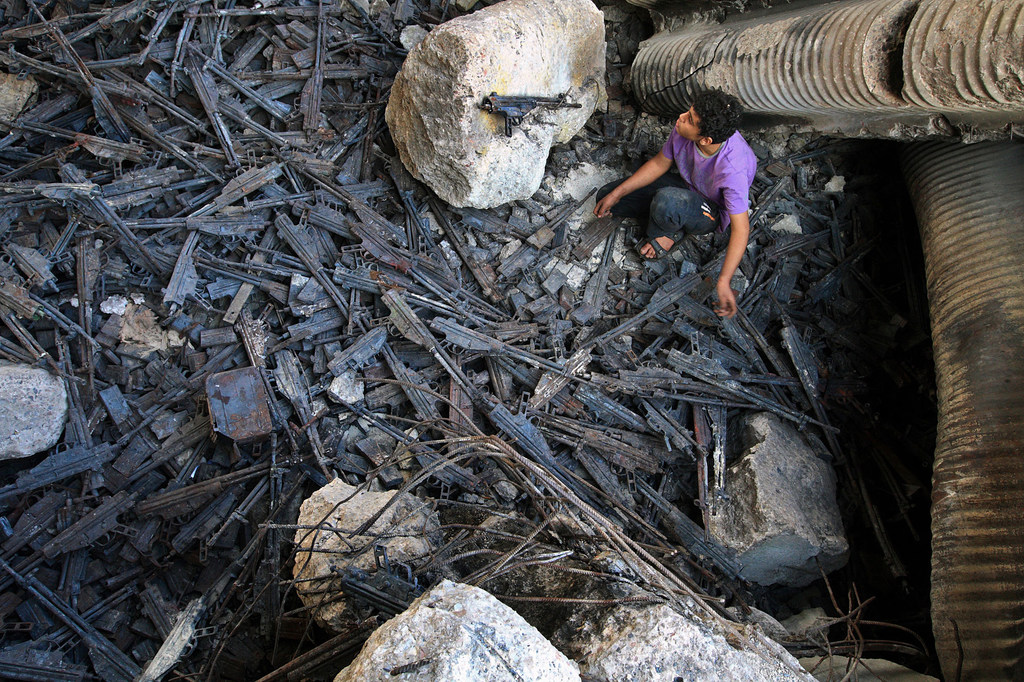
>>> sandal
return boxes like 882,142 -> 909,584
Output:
637,230 -> 684,260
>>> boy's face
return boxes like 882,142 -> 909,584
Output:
675,107 -> 704,142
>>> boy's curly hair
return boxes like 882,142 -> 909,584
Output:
692,89 -> 743,144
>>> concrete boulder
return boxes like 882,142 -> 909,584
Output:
709,413 -> 848,587
576,600 -> 814,682
386,0 -> 605,208
0,363 -> 67,459
292,478 -> 440,631
334,580 -> 581,682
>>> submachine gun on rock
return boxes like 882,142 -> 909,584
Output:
479,92 -> 582,136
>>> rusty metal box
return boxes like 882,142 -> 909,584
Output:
205,367 -> 273,442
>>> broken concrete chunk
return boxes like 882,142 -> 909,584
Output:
824,175 -> 846,192
0,363 -> 67,459
100,295 -> 130,315
292,478 -> 440,631
709,413 -> 849,587
327,370 -> 364,404
771,214 -> 803,234
119,304 -> 186,359
498,239 -> 523,262
781,606 -> 831,639
551,161 -> 620,228
0,73 -> 37,121
576,601 -> 813,681
399,25 -> 429,52
334,580 -> 581,682
386,0 -> 605,208
728,605 -> 790,642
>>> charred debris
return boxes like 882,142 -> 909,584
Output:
0,0 -> 935,679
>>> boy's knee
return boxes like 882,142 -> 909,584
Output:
651,187 -> 681,212
650,187 -> 696,221
650,188 -> 717,235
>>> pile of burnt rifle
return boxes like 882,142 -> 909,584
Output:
0,0 -> 935,679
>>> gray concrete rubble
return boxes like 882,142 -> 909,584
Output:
0,73 -> 37,120
0,363 -> 67,459
327,370 -> 365,404
710,412 -> 849,587
781,607 -> 832,640
386,0 -> 606,208
292,478 -> 440,631
728,605 -> 791,641
574,600 -> 815,682
333,579 -> 581,682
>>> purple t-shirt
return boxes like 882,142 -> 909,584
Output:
661,129 -> 757,231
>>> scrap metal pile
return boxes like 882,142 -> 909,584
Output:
0,0 -> 934,679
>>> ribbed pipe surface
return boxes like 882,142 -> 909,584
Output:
632,0 -> 1024,119
901,141 -> 1024,681
903,0 -> 1024,109
631,0 -> 917,117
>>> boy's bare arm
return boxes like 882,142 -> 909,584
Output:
715,211 -> 750,318
594,153 -> 672,217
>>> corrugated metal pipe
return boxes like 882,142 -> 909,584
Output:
901,141 -> 1024,681
628,0 -> 1024,674
630,0 -> 1024,124
903,0 -> 1024,109
630,1 -> 1024,675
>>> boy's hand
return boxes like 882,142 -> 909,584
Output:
594,193 -> 619,217
715,279 -> 738,318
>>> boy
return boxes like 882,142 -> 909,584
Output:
594,89 -> 755,318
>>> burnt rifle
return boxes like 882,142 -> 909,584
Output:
427,196 -> 502,303
183,47 -> 240,168
24,0 -> 131,142
57,163 -> 167,276
479,92 -> 581,136
633,478 -> 743,581
0,443 -> 115,506
383,290 -> 569,484
41,491 -> 137,560
301,0 -> 326,132
0,557 -> 141,682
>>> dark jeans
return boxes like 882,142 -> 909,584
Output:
596,174 -> 720,240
